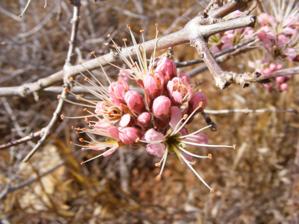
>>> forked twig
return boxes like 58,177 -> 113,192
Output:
22,0 -> 81,162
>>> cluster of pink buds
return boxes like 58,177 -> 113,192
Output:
258,63 -> 289,92
208,11 -> 254,54
209,28 -> 254,54
256,7 -> 299,61
68,33 -> 235,191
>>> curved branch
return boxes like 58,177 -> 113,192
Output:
0,15 -> 255,97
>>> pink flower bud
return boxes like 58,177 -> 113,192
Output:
210,45 -> 221,54
137,112 -> 151,127
94,121 -> 119,140
243,27 -> 254,39
143,73 -> 163,98
167,77 -> 192,104
257,28 -> 276,49
124,90 -> 145,114
277,34 -> 290,47
119,114 -> 132,127
279,83 -> 288,92
258,13 -> 275,26
152,96 -> 171,119
221,31 -> 234,50
263,83 -> 273,91
118,69 -> 132,81
169,106 -> 182,128
146,143 -> 165,158
269,63 -> 276,71
109,78 -> 129,105
155,57 -> 177,83
144,129 -> 165,158
276,76 -> 287,85
119,127 -> 140,144
189,92 -> 207,112
283,27 -> 297,36
285,48 -> 298,61
144,128 -> 164,142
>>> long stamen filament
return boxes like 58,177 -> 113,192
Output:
81,146 -> 117,164
181,141 -> 236,149
178,146 -> 212,159
63,98 -> 96,108
180,125 -> 212,139
156,148 -> 168,180
173,105 -> 201,135
179,152 -> 212,191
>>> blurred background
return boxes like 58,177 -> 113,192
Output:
0,0 -> 299,223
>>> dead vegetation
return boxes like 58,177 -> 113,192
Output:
0,0 -> 299,223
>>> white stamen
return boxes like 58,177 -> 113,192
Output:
173,105 -> 202,135
63,98 -> 96,108
157,147 -> 168,179
81,146 -> 117,164
179,152 -> 212,191
181,141 -> 236,149
178,146 -> 212,159
180,124 -> 212,139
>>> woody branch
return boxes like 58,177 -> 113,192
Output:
0,1 -> 255,97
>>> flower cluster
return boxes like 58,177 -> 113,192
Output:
259,63 -> 289,92
69,34 -> 235,190
208,11 -> 254,54
257,11 -> 299,62
208,28 -> 254,54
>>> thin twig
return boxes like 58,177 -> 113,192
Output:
22,0 -> 81,162
204,108 -> 298,115
254,67 -> 299,82
0,5 -> 22,22
176,37 -> 256,68
0,161 -> 65,200
19,0 -> 32,17
0,14 -> 255,97
0,130 -> 41,150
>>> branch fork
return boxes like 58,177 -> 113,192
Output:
190,32 -> 257,89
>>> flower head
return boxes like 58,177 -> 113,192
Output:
66,29 -> 235,190
256,0 -> 299,61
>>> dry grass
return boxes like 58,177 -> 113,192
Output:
0,0 -> 299,223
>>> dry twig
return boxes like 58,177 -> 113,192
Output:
0,11 -> 255,97
22,0 -> 81,162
